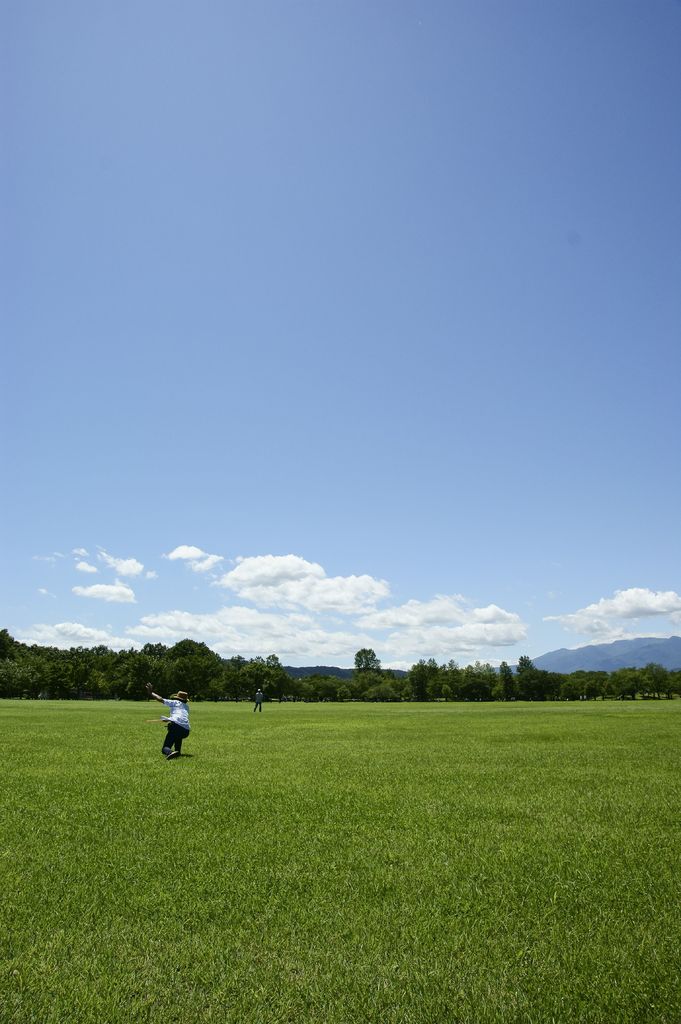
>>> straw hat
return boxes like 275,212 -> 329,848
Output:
170,691 -> 189,702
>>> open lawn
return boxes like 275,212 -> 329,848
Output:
2,700 -> 680,1023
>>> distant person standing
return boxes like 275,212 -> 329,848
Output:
254,688 -> 264,712
146,683 -> 190,759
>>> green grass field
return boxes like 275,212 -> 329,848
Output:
2,700 -> 680,1023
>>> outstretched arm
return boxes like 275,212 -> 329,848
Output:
146,682 -> 165,704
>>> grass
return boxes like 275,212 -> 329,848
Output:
2,699 -> 680,1023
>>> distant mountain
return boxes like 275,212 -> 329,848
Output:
284,665 -> 354,680
533,636 -> 681,673
284,665 -> 408,680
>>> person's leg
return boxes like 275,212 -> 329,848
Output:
257,703 -> 262,712
164,723 -> 189,756
173,726 -> 189,754
162,724 -> 174,756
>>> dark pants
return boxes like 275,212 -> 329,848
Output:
253,702 -> 262,712
163,722 -> 189,755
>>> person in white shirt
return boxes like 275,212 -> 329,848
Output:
146,684 -> 190,759
254,688 -> 264,712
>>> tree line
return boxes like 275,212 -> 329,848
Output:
0,631 -> 679,703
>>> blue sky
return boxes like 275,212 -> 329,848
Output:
3,0 -> 681,667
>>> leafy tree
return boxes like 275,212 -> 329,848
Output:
567,671 -> 588,699
606,667 -> 639,700
543,672 -> 563,700
523,669 -> 559,701
89,667 -> 113,699
642,663 -> 668,699
441,660 -> 462,700
167,639 -> 211,660
297,679 -> 316,702
583,672 -> 607,700
426,664 -> 444,701
560,676 -> 581,700
141,643 -> 169,660
610,667 -> 639,700
0,660 -> 39,698
117,651 -> 166,700
0,629 -> 18,661
241,657 -> 271,699
409,659 -> 439,701
166,639 -> 225,700
265,654 -> 290,701
222,656 -> 247,700
494,661 -> 516,701
399,679 -> 413,704
354,648 -> 382,675
308,675 -> 340,701
515,656 -> 558,701
365,680 -> 400,702
459,662 -> 495,701
46,652 -> 77,699
355,669 -> 385,701
667,671 -> 681,699
69,647 -> 95,697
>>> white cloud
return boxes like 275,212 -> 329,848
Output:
383,620 -> 528,660
165,545 -> 205,561
146,570 -> 158,579
98,549 -> 144,577
75,561 -> 98,574
545,588 -> 681,639
224,554 -> 324,586
592,588 -> 681,618
353,595 -> 527,663
37,588 -> 55,598
127,605 -> 373,663
192,555 -> 223,572
72,548 -> 89,557
216,554 -> 390,613
358,595 -> 521,630
164,545 -> 223,573
19,622 -> 138,651
73,580 -> 136,603
32,553 -> 64,564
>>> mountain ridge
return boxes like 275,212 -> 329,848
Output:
283,664 -> 407,680
532,635 -> 681,673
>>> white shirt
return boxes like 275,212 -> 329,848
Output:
163,699 -> 190,730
